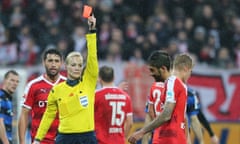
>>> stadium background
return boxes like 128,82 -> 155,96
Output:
1,0 -> 240,144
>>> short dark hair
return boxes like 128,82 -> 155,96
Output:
99,66 -> 114,83
147,50 -> 172,71
4,70 -> 19,79
42,48 -> 62,61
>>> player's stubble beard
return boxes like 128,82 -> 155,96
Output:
46,68 -> 59,80
153,69 -> 164,82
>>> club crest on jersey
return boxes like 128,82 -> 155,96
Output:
79,96 -> 88,107
167,91 -> 173,97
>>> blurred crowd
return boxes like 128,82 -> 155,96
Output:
1,0 -> 240,69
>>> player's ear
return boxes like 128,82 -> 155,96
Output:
161,65 -> 167,71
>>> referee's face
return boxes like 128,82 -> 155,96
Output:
66,56 -> 83,80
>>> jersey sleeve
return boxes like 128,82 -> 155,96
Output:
144,98 -> 149,113
187,88 -> 200,116
148,86 -> 154,104
83,33 -> 98,93
94,91 -> 101,111
187,97 -> 199,116
0,94 -> 4,118
165,78 -> 176,103
125,95 -> 133,116
22,83 -> 35,109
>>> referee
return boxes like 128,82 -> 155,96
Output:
33,14 -> 98,144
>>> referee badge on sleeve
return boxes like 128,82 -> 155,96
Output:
79,96 -> 88,107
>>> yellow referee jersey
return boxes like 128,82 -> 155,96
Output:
35,33 -> 98,140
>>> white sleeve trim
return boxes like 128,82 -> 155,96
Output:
126,113 -> 133,116
22,104 -> 32,110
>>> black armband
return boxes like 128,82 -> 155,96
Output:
89,28 -> 97,33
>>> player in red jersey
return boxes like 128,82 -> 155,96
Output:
128,52 -> 194,144
141,51 -> 172,144
18,49 -> 66,144
147,51 -> 172,144
95,65 -> 133,144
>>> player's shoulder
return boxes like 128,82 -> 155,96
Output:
187,87 -> 196,96
95,87 -> 106,95
59,75 -> 67,81
27,75 -> 44,84
0,90 -> 5,98
167,75 -> 177,83
95,87 -> 117,95
168,75 -> 186,87
166,75 -> 177,86
25,75 -> 46,90
96,87 -> 131,99
152,82 -> 165,88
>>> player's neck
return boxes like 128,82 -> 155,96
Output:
2,87 -> 12,95
44,74 -> 60,83
102,82 -> 114,87
164,73 -> 171,81
172,70 -> 186,83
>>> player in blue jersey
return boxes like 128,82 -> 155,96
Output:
0,70 -> 19,144
187,87 -> 219,144
187,87 -> 204,144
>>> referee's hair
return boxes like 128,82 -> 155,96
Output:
99,65 -> 114,83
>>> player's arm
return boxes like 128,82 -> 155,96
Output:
84,14 -> 98,87
197,109 -> 219,144
124,95 -> 133,138
142,101 -> 152,144
143,101 -> 175,133
18,107 -> 30,144
34,89 -> 58,142
198,109 -> 214,136
190,115 -> 204,144
184,113 -> 191,144
148,103 -> 155,120
141,113 -> 152,144
0,118 -> 9,144
128,102 -> 175,144
124,114 -> 133,138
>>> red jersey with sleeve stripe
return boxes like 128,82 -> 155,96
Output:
155,75 -> 187,144
22,74 -> 66,143
148,82 -> 165,116
148,82 -> 166,144
94,87 -> 133,144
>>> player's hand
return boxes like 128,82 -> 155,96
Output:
118,81 -> 128,91
32,140 -> 40,144
1,139 -> 10,144
88,14 -> 96,30
128,130 -> 145,144
211,135 -> 219,144
19,141 -> 26,144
